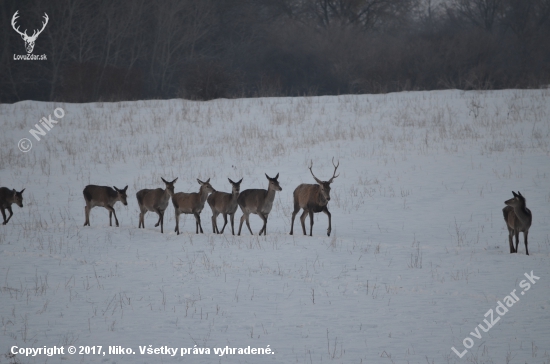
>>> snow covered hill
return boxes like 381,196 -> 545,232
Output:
1,90 -> 549,363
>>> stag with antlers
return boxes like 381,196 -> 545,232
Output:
11,10 -> 49,54
290,158 -> 339,237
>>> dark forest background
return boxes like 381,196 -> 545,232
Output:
2,0 -> 550,103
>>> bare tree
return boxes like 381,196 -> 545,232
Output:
446,0 -> 503,31
296,0 -> 418,30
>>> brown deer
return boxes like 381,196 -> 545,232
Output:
172,179 -> 216,234
0,187 -> 25,225
83,185 -> 128,227
207,178 -> 243,235
237,173 -> 282,236
136,177 -> 178,233
290,158 -> 339,237
503,191 -> 532,255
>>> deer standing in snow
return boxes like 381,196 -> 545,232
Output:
503,191 -> 532,255
237,173 -> 282,236
83,185 -> 128,227
290,158 -> 339,237
136,177 -> 177,233
172,179 -> 216,234
207,178 -> 242,235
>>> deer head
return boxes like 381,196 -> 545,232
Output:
12,11 -> 49,54
308,157 -> 339,201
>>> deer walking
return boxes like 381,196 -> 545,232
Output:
172,179 -> 216,234
136,177 -> 177,233
290,158 -> 339,237
0,187 -> 25,225
503,191 -> 532,255
207,178 -> 243,235
237,173 -> 282,236
83,185 -> 128,227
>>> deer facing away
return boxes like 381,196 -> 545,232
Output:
237,173 -> 282,236
83,185 -> 128,227
172,179 -> 216,234
290,158 -> 339,237
0,187 -> 25,225
136,177 -> 177,233
503,191 -> 532,255
207,178 -> 243,235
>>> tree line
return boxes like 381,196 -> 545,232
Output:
1,0 -> 549,103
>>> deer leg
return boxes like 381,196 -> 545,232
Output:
289,205 -> 301,235
220,213 -> 228,234
230,213 -> 235,235
514,231 -> 520,254
174,211 -> 180,235
159,210 -> 164,233
84,206 -> 89,226
154,209 -> 162,227
245,214 -> 254,235
238,213 -> 246,236
258,213 -> 268,236
138,209 -> 144,228
1,208 -> 7,225
299,210 -> 308,235
195,212 -> 203,234
211,213 -> 218,234
322,207 -> 332,237
5,206 -> 14,225
258,214 -> 264,235
107,206 -> 119,227
524,231 -> 529,256
508,229 -> 514,253
307,211 -> 314,236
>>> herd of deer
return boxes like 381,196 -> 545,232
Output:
84,158 -> 341,237
83,158 -> 338,238
0,158 -> 534,254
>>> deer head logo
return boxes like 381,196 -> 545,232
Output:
11,10 -> 49,54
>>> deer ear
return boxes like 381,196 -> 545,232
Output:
518,191 -> 523,197
171,177 -> 178,184
512,191 -> 517,197
161,177 -> 168,184
228,178 -> 234,184
238,178 -> 243,184
12,189 -> 17,195
206,178 -> 210,183
123,186 -> 128,192
275,173 -> 279,180
20,188 -> 25,194
197,179 -> 203,185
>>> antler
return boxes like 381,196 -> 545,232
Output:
11,11 -> 27,37
30,13 -> 49,39
308,160 -> 323,184
11,11 -> 48,40
328,157 -> 339,183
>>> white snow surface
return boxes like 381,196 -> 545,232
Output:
1,90 -> 550,363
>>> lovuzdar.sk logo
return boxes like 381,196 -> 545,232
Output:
11,10 -> 48,60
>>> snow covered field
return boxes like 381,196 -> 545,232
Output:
1,89 -> 549,363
